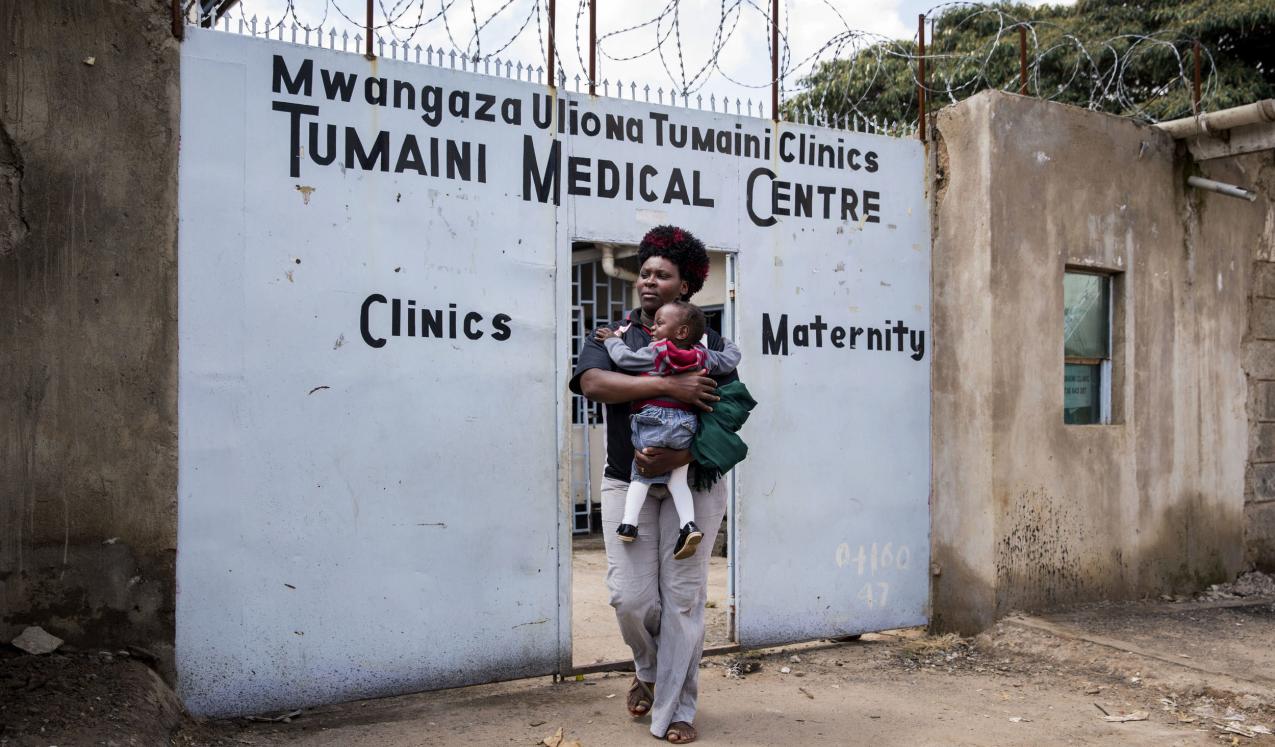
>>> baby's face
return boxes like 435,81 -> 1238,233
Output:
651,305 -> 687,342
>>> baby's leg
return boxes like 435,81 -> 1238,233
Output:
667,465 -> 695,527
622,480 -> 652,527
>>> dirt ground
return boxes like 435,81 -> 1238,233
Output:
0,648 -> 182,747
4,564 -> 1274,746
172,631 -> 1252,746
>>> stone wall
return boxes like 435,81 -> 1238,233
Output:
0,0 -> 179,674
1239,154 -> 1275,570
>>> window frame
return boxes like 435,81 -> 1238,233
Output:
1063,269 -> 1115,426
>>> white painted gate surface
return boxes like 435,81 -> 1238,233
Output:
734,157 -> 932,643
176,23 -> 930,717
177,30 -> 560,716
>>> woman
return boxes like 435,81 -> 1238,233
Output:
569,226 -> 737,744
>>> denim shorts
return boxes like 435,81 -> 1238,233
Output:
629,405 -> 699,485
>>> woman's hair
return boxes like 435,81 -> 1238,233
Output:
637,225 -> 710,300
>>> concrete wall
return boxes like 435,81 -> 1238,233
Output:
931,92 -> 1263,632
0,0 -> 179,671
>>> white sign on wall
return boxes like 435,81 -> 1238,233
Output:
178,27 -> 930,716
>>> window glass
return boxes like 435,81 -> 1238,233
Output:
1063,363 -> 1101,425
1063,273 -> 1109,359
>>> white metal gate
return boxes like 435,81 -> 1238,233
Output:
732,137 -> 932,645
176,30 -> 560,716
175,18 -> 932,716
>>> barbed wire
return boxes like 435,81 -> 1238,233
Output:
192,0 -> 1220,126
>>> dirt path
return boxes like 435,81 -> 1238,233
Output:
178,634 -> 1226,746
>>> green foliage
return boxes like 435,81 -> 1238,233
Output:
785,0 -> 1275,125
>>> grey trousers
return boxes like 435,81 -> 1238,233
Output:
600,474 -> 728,738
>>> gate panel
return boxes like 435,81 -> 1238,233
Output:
734,127 -> 931,645
177,31 -> 560,716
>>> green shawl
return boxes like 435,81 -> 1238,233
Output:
690,380 -> 758,491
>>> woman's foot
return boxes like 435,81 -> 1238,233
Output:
664,721 -> 697,743
672,522 -> 703,560
627,677 -> 654,717
616,524 -> 638,542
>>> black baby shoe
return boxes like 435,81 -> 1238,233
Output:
616,524 -> 638,542
672,521 -> 703,560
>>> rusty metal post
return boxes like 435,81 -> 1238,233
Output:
548,0 -> 557,87
588,0 -> 597,95
171,0 -> 184,40
771,0 -> 779,121
365,0 -> 375,59
917,14 -> 926,141
1193,39 -> 1201,114
1019,26 -> 1027,95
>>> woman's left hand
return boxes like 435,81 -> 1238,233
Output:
634,447 -> 692,476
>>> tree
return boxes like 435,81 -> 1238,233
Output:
784,0 -> 1275,126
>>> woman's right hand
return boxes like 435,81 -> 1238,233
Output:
662,369 -> 720,412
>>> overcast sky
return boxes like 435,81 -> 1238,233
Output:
241,0 -> 1070,113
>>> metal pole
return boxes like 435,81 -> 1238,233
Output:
171,0 -> 184,40
365,0 -> 375,59
548,0 -> 557,87
589,0 -> 597,95
917,14 -> 926,141
1187,175 -> 1257,202
1019,26 -> 1027,95
1193,40 -> 1201,114
771,0 -> 779,121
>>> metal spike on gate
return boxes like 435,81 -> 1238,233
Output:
331,29 -> 339,50
492,55 -> 500,73
341,30 -> 349,52
747,99 -> 753,117
390,39 -> 398,59
291,23 -> 298,43
616,79 -> 623,99
644,84 -> 650,102
630,82 -> 637,99
537,65 -> 544,83
603,79 -> 610,97
415,44 -> 422,64
574,73 -> 581,92
452,50 -> 459,69
264,16 -> 270,35
250,14 -> 257,36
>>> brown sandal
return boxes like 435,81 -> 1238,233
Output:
627,677 -> 654,717
664,721 -> 697,744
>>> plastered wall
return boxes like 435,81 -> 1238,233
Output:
931,91 -> 1266,632
0,0 -> 179,672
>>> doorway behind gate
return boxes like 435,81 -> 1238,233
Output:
568,241 -> 738,668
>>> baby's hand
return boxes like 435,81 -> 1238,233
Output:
593,327 -> 615,342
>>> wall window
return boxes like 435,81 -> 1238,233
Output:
1063,271 -> 1112,425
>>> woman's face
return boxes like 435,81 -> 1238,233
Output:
637,256 -> 688,316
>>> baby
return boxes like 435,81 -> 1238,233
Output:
594,300 -> 741,559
